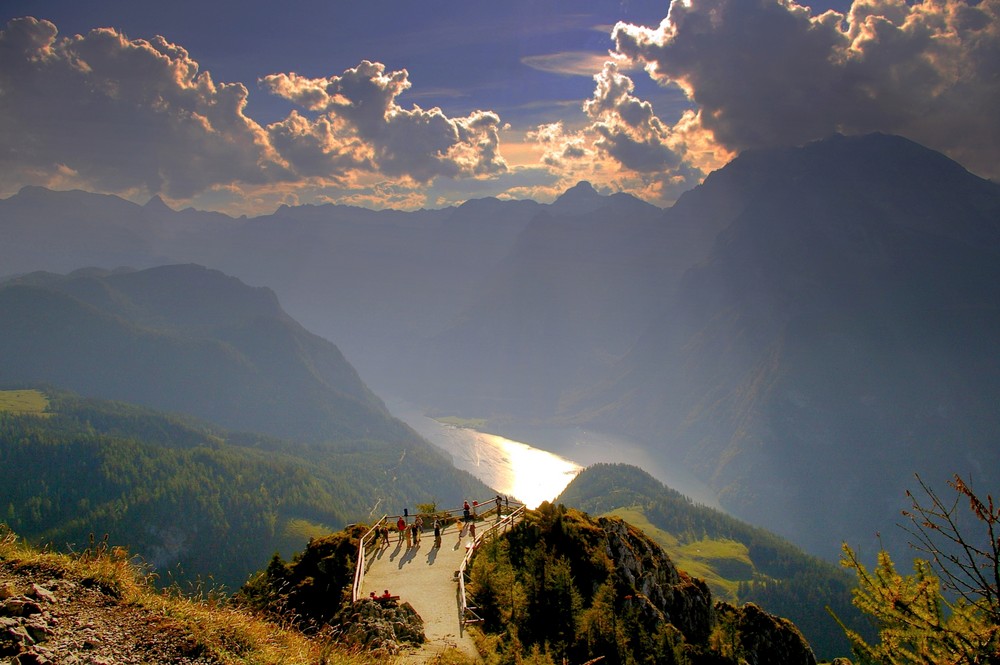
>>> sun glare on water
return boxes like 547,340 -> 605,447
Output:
466,431 -> 582,509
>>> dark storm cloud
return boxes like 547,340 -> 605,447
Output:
614,0 -> 1000,180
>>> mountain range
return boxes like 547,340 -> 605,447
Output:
2,132 -> 998,562
0,266 -> 495,587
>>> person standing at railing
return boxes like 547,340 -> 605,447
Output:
433,518 -> 441,548
397,515 -> 406,543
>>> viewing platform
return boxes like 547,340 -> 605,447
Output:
353,500 -> 525,663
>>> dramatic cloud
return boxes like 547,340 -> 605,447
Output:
2,2 -> 996,213
0,18 -> 507,206
584,61 -> 689,174
529,62 -> 707,205
0,17 -> 282,199
261,61 -> 507,183
613,0 -> 1000,180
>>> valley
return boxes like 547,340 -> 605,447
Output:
387,398 -> 722,510
2,131 -> 999,663
4,133 -> 999,566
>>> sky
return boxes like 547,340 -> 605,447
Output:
0,0 -> 997,215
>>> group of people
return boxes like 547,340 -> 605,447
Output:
378,496 -> 511,551
366,497 -> 516,607
378,514 -> 444,549
368,589 -> 396,604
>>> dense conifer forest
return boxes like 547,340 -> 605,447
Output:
0,388 -> 490,588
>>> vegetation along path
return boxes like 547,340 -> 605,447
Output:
360,505 -> 523,663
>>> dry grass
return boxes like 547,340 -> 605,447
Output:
0,524 -> 388,665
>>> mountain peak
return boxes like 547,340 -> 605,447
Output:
556,181 -> 600,201
551,181 -> 607,214
143,195 -> 174,213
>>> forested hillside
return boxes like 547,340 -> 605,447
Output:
0,389 -> 491,588
467,503 -> 818,664
557,463 -> 865,659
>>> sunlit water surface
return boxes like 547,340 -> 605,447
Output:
387,398 -> 720,511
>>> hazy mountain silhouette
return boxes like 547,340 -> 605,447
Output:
395,188 -> 666,416
0,264 -> 413,444
572,134 -> 1000,556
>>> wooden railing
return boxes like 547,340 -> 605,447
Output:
458,502 -> 525,626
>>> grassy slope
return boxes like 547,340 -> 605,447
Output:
0,389 -> 50,415
0,524 -> 381,665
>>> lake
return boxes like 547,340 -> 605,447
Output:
387,399 -> 720,510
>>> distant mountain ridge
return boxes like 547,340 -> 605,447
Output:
0,264 -> 404,443
3,133 -> 999,566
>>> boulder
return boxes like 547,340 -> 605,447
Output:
330,599 -> 425,654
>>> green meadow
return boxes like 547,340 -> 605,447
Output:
0,389 -> 50,416
608,506 -> 752,602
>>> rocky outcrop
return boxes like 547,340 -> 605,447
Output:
330,599 -> 425,655
601,516 -> 714,644
599,515 -> 817,664
2,582 -> 63,663
716,601 -> 817,665
0,568 -> 210,665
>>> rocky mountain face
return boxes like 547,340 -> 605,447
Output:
576,134 -> 1000,555
600,515 -> 715,646
557,463 -> 862,659
600,516 -> 816,665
